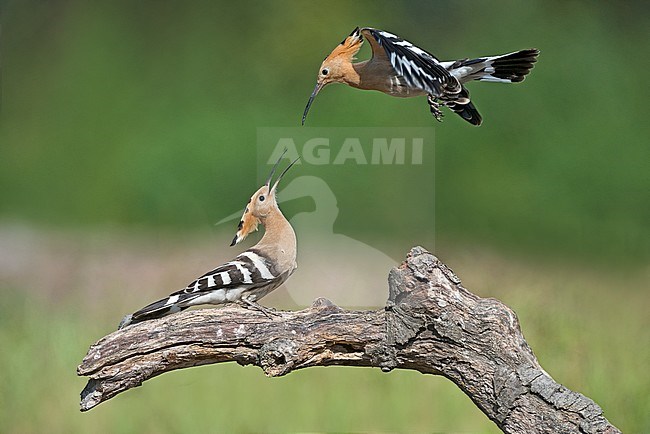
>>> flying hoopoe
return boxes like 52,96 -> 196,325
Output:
302,27 -> 539,126
118,153 -> 299,329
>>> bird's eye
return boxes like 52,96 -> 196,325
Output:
258,195 -> 265,202
321,68 -> 329,76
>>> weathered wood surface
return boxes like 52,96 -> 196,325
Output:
78,247 -> 620,434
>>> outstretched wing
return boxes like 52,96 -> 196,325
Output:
361,28 -> 461,98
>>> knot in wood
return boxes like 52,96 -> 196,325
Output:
259,338 -> 298,377
311,297 -> 342,311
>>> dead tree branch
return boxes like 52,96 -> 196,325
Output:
78,247 -> 620,434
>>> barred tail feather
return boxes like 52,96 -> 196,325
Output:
118,291 -> 198,329
477,48 -> 539,83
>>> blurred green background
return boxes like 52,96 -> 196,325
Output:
1,0 -> 648,433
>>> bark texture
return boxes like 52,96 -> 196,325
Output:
78,247 -> 620,434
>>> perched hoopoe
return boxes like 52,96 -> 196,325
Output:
118,153 -> 299,329
302,27 -> 539,126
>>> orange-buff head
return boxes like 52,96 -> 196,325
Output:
302,27 -> 363,125
231,150 -> 299,246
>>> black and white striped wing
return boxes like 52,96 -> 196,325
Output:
127,249 -> 280,324
362,28 -> 461,97
181,249 -> 280,297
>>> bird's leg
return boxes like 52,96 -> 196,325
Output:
427,95 -> 444,122
238,298 -> 281,319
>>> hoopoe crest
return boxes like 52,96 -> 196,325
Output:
302,27 -> 539,126
119,151 -> 299,329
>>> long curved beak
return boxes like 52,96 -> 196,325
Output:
302,82 -> 323,125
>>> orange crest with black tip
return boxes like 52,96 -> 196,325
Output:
325,27 -> 363,63
230,197 -> 262,246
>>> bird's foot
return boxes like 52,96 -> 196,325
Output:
427,96 -> 444,122
239,299 -> 281,319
